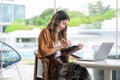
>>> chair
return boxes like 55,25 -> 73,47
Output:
33,50 -> 44,80
0,40 -> 22,80
33,50 -> 79,80
34,50 -> 50,80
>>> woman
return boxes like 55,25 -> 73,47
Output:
38,10 -> 91,80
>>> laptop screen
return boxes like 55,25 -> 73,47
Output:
94,42 -> 114,60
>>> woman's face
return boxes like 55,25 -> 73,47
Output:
56,19 -> 69,33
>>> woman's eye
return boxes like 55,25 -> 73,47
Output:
63,23 -> 67,26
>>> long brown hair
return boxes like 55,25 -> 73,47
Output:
47,10 -> 70,42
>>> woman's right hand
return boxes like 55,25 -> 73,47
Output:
61,40 -> 71,48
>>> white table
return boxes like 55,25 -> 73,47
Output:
72,59 -> 120,80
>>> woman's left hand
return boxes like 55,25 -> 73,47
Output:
77,44 -> 83,50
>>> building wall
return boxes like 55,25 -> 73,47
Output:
0,1 -> 25,32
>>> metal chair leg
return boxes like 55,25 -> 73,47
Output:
15,65 -> 23,80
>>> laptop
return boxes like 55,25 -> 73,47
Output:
77,42 -> 114,61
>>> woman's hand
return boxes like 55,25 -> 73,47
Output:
77,44 -> 83,50
61,39 -> 71,48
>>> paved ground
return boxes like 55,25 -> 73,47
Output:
1,64 -> 34,80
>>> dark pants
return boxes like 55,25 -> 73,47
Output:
54,63 -> 91,80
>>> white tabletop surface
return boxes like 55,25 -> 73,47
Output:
73,59 -> 120,70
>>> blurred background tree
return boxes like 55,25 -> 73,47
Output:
5,0 -> 117,32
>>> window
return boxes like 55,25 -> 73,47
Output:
0,4 -> 2,22
17,38 -> 35,43
2,4 -> 12,22
54,0 -> 119,79
14,5 -> 25,20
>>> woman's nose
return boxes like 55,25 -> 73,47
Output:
62,26 -> 65,29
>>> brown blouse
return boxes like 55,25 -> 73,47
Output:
37,28 -> 80,80
38,28 -> 62,80
38,28 -> 53,58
